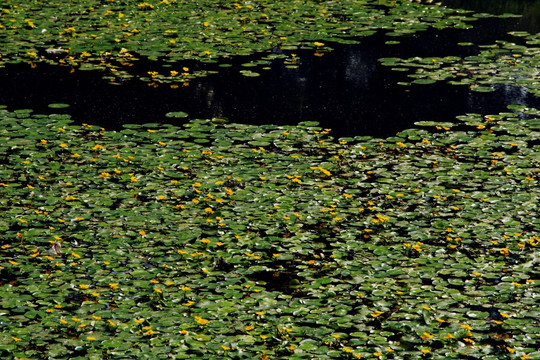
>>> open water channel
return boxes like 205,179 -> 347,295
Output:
0,0 -> 539,138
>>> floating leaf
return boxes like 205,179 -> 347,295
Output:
165,111 -> 189,118
239,70 -> 260,77
47,103 -> 70,109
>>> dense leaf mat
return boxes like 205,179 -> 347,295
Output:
0,107 -> 539,359
0,0 -> 488,84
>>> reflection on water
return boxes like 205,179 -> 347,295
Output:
0,14 -> 539,138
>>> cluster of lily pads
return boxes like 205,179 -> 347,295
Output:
0,0 -> 489,84
0,105 -> 538,359
380,30 -> 540,96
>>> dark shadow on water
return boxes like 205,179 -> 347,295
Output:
0,15 -> 539,138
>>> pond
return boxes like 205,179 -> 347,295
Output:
1,2 -> 539,359
0,0 -> 539,139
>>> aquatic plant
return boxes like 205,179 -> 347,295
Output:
0,0 -> 484,84
0,106 -> 538,359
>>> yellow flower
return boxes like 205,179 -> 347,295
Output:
109,283 -> 119,289
194,316 -> 210,325
138,3 -> 155,9
313,41 -> 325,47
221,345 -> 230,350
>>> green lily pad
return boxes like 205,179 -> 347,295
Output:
47,103 -> 70,109
165,111 -> 189,118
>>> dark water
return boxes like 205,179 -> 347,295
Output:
1,2 -> 539,138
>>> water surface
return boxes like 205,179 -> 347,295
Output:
1,4 -> 539,138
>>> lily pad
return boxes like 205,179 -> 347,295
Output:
47,103 -> 70,109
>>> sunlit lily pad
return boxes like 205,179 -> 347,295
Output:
239,70 -> 261,77
165,111 -> 189,118
47,103 -> 70,109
